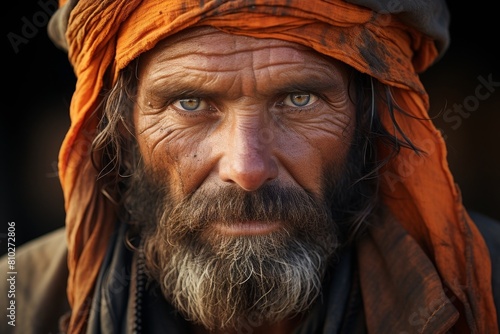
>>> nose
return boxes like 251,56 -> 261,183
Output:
219,120 -> 278,191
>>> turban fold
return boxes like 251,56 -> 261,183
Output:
48,0 -> 498,332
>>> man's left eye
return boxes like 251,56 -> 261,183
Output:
282,93 -> 318,107
173,97 -> 209,111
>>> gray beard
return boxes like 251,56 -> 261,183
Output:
132,179 -> 338,330
124,137 -> 371,330
154,229 -> 334,330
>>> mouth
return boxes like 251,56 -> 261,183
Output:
213,221 -> 282,236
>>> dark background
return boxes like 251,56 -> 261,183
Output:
2,1 -> 499,255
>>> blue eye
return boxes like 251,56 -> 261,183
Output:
174,98 -> 208,111
283,93 -> 317,107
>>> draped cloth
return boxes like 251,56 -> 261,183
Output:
48,0 -> 498,332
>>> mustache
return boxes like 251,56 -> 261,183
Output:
161,183 -> 332,232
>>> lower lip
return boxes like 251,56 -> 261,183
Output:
214,221 -> 282,236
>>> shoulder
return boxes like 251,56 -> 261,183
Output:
0,227 -> 69,334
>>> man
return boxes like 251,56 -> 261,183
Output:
1,0 -> 499,333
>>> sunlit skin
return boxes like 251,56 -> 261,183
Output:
134,26 -> 356,333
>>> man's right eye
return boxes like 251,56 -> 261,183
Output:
173,97 -> 208,111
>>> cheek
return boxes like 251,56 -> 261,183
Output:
276,111 -> 355,195
135,113 -> 215,197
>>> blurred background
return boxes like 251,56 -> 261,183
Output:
2,1 -> 499,255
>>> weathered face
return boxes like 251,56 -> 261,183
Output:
134,26 -> 356,235
131,26 -> 358,330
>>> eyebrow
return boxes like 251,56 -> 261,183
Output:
145,69 -> 346,100
146,82 -> 221,102
274,79 -> 345,94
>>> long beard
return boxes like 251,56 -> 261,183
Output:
124,139 -> 371,331
134,181 -> 337,330
156,226 -> 334,330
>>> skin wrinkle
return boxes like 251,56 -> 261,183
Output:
138,120 -> 179,158
143,30 -> 348,102
136,95 -> 215,169
133,30 -> 354,198
276,109 -> 353,191
130,27 -> 365,332
140,47 -> 348,114
135,105 -> 205,195
144,61 -> 343,102
281,118 -> 348,152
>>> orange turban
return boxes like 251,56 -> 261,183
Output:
48,0 -> 498,332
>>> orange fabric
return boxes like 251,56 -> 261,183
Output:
58,0 -> 498,333
357,209 -> 461,333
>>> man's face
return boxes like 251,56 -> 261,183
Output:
134,26 -> 356,214
132,26 -> 357,330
